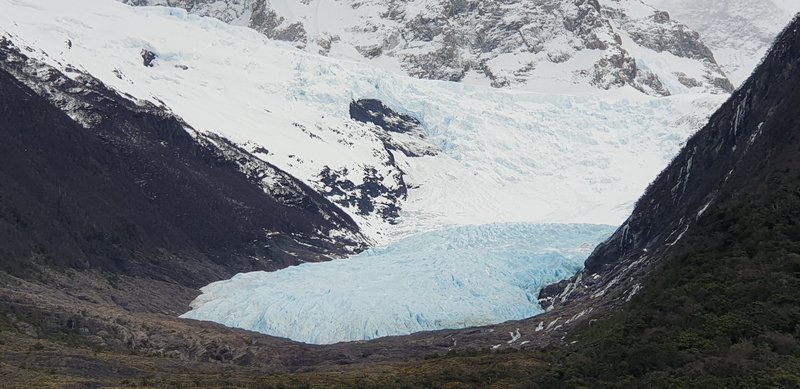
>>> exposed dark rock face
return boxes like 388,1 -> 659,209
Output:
540,15 -> 800,315
318,166 -> 406,224
349,99 -> 437,158
140,49 -> 157,67
350,99 -> 422,134
249,0 -> 308,46
0,38 -> 365,298
309,99 -> 438,226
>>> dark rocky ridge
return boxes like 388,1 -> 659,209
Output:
349,99 -> 438,159
0,38 -> 365,311
312,99 -> 438,224
349,99 -> 438,157
350,99 -> 424,135
540,15 -> 800,317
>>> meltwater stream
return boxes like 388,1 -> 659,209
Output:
181,223 -> 615,344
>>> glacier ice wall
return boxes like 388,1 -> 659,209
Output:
181,223 -> 615,344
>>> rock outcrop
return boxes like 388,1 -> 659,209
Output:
120,0 -> 732,95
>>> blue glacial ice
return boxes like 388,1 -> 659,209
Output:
181,223 -> 615,344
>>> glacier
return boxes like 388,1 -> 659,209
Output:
181,223 -> 615,344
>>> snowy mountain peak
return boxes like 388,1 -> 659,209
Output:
645,0 -> 800,86
120,0 -> 732,96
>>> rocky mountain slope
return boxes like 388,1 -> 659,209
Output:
0,36 -> 365,312
646,0 -> 800,86
121,0 -> 732,95
540,12 -> 800,328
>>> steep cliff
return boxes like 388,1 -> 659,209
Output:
541,14 -> 800,323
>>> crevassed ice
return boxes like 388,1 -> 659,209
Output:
181,223 -> 615,344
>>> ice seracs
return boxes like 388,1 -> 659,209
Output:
181,223 -> 615,344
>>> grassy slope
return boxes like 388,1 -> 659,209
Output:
543,173 -> 800,388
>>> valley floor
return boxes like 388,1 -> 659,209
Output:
4,162 -> 795,388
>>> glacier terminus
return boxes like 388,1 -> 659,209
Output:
182,223 -> 615,344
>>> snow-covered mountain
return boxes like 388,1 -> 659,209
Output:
0,0 -> 727,244
1,0 -> 790,357
645,0 -> 800,86
120,0 -> 732,95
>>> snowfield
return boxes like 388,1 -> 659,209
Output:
0,0 -> 726,243
182,223 -> 615,344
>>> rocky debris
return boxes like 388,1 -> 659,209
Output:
0,270 -> 543,372
675,71 -> 702,88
